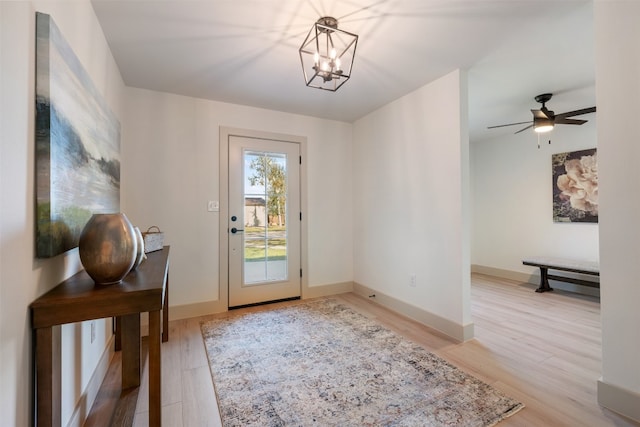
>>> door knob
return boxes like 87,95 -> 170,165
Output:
231,227 -> 244,234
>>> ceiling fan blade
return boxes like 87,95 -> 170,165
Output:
555,118 -> 588,125
487,120 -> 532,129
555,106 -> 596,119
515,124 -> 534,134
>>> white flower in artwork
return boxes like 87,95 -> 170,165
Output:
556,154 -> 598,214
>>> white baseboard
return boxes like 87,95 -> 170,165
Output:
352,282 -> 474,343
67,335 -> 115,427
471,264 -> 600,297
144,281 -> 355,329
303,281 -> 353,299
169,299 -> 227,321
598,379 -> 640,423
471,264 -> 533,283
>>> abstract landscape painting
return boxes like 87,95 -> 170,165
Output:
35,12 -> 121,257
552,148 -> 598,223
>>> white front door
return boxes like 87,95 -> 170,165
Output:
227,135 -> 301,307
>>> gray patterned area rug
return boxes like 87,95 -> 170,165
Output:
200,299 -> 524,426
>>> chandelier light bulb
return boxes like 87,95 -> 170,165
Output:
313,52 -> 320,65
330,48 -> 337,59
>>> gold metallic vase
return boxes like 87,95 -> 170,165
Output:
79,213 -> 137,285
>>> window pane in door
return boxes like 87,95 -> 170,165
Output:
242,150 -> 288,285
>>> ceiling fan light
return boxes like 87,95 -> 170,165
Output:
534,124 -> 554,133
534,117 -> 554,133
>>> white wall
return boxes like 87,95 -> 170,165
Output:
594,0 -> 640,420
0,1 -> 125,425
471,114 -> 599,276
352,70 -> 471,336
122,87 -> 354,309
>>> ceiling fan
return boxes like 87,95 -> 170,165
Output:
488,93 -> 596,134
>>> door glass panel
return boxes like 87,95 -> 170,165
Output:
243,150 -> 288,285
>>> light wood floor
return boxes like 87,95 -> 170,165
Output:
88,274 -> 640,426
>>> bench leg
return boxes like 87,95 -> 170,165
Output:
535,267 -> 554,293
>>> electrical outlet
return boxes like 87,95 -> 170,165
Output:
409,274 -> 417,288
90,321 -> 96,343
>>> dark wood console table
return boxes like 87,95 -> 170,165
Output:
30,246 -> 170,426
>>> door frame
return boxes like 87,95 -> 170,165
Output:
219,127 -> 308,309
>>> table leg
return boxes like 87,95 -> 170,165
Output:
162,272 -> 169,343
114,316 -> 122,351
149,309 -> 162,426
535,267 -> 554,293
120,313 -> 141,389
35,326 -> 61,427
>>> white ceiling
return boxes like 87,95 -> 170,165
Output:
91,0 -> 596,142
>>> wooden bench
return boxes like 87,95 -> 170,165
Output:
522,256 -> 599,293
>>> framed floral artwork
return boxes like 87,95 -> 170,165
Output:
552,148 -> 598,223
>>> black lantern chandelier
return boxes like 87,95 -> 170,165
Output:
299,17 -> 358,91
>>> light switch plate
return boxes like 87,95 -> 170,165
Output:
207,200 -> 219,212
